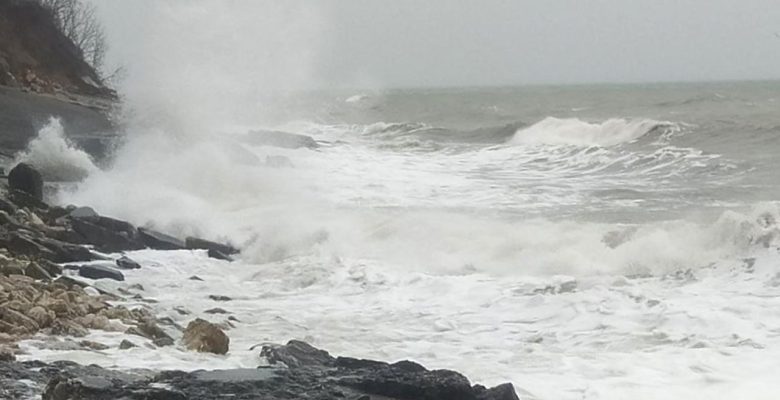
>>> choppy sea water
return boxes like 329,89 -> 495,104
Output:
17,81 -> 780,399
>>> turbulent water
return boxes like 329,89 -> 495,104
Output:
18,81 -> 780,399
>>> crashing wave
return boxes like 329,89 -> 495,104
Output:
12,117 -> 98,182
509,117 -> 677,147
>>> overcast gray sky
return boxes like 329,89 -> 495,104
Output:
96,1 -> 780,89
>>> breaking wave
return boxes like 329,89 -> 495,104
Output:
509,117 -> 678,147
13,118 -> 98,182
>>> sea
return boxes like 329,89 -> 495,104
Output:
16,81 -> 780,400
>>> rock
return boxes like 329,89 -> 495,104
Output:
246,130 -> 319,149
153,336 -> 175,347
138,227 -> 184,250
68,206 -> 98,218
182,318 -> 229,355
208,295 -> 231,302
204,308 -> 229,314
38,260 -> 63,276
260,340 -> 334,368
0,197 -> 18,215
79,340 -> 109,350
35,236 -> 97,263
115,256 -> 141,270
185,237 -> 238,256
0,306 -> 39,334
118,339 -> 136,349
207,248 -> 234,261
0,347 -> 14,361
69,216 -> 143,253
78,264 -> 124,281
2,342 -> 518,400
126,321 -> 172,344
189,275 -> 203,281
475,383 -> 521,400
45,206 -> 71,222
27,306 -> 54,328
8,163 -> 43,201
2,232 -> 96,263
25,262 -> 52,280
8,189 -> 48,210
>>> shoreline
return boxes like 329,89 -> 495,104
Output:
0,164 -> 519,400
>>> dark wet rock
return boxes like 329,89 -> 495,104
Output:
204,307 -> 229,314
207,248 -> 233,261
153,336 -> 175,347
185,236 -> 238,255
35,236 -> 97,263
118,339 -> 136,350
246,129 -> 319,149
45,206 -> 71,222
208,295 -> 231,302
182,318 -> 229,354
25,261 -> 52,280
138,227 -> 184,250
126,321 -> 172,344
68,206 -> 98,218
79,340 -> 108,351
260,339 -> 334,368
1,231 -> 97,263
189,275 -> 203,281
8,163 -> 43,201
70,216 -> 143,253
9,189 -> 48,210
1,340 -> 519,400
0,197 -> 18,215
115,256 -> 141,270
78,264 -> 124,281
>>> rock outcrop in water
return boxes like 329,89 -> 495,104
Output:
0,340 -> 518,400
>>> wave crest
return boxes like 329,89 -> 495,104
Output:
509,117 -> 677,147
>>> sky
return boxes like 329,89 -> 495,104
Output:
95,0 -> 780,89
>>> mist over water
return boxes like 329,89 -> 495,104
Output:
24,2 -> 780,399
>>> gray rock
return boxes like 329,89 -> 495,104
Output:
115,256 -> 141,270
68,206 -> 98,218
2,340 -> 519,400
8,163 -> 43,201
138,227 -> 184,250
70,216 -> 144,253
78,264 -> 124,281
185,237 -> 238,255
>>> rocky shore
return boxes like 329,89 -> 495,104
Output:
0,162 -> 519,399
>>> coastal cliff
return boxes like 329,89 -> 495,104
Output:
0,0 -> 116,162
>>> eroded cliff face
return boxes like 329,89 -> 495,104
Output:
0,0 -> 112,98
0,1 -> 117,161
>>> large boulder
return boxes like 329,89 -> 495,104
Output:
7,163 -> 43,201
182,318 -> 229,355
